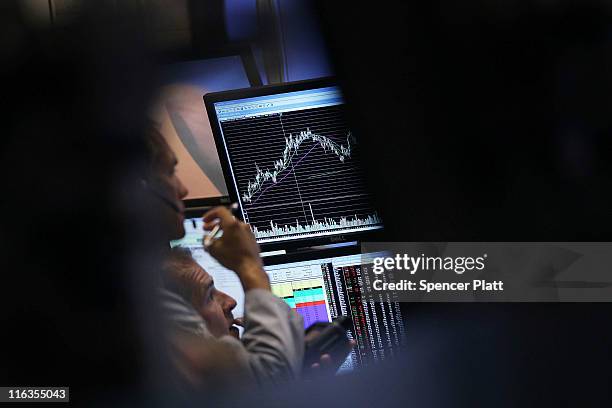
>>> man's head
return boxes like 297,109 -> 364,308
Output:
164,249 -> 238,338
144,127 -> 189,240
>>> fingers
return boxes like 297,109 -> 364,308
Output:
334,339 -> 356,362
345,339 -> 357,352
202,207 -> 235,230
319,354 -> 332,367
202,206 -> 230,222
308,354 -> 333,378
317,341 -> 356,376
204,236 -> 221,257
203,219 -> 220,232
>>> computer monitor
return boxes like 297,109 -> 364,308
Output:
204,78 -> 384,249
264,246 -> 406,371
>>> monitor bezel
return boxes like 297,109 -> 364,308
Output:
203,77 -> 384,251
262,243 -> 362,267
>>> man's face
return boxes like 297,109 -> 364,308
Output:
151,142 -> 189,240
193,267 -> 238,338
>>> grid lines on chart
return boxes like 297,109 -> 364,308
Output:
220,104 -> 382,241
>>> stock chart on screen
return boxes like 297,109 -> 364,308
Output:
212,86 -> 383,244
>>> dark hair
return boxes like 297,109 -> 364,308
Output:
1,2 -> 164,396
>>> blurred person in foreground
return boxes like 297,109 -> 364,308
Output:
1,2 -> 171,402
144,127 -> 351,389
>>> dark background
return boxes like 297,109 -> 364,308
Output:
314,2 -> 612,406
1,0 -> 612,405
317,0 -> 612,242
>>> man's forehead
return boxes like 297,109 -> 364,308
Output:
196,264 -> 213,287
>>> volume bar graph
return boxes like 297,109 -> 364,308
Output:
271,278 -> 331,328
253,213 -> 382,241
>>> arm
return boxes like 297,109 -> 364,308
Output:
203,207 -> 304,383
217,288 -> 304,384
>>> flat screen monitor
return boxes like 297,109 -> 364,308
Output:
204,78 -> 384,249
264,246 -> 406,371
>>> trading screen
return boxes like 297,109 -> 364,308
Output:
266,252 -> 406,371
212,86 -> 383,244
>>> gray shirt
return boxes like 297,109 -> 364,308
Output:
160,288 -> 304,385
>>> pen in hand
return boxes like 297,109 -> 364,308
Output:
203,203 -> 239,248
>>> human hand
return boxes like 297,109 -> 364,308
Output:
202,206 -> 270,291
304,331 -> 356,378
